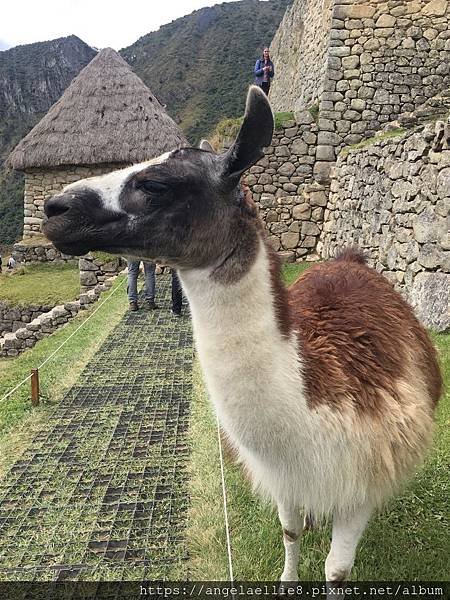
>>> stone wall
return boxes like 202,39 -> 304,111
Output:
319,119 -> 450,331
269,0 -> 450,185
0,302 -> 54,335
243,115 -> 328,259
79,254 -> 125,291
23,163 -> 127,237
270,0 -> 334,112
271,0 -> 450,130
12,240 -> 73,264
320,0 -> 450,148
0,277 -> 116,358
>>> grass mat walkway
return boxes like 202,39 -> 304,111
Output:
0,275 -> 193,581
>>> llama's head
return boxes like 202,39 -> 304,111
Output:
43,86 -> 273,273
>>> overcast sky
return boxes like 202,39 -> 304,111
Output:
0,0 -> 246,51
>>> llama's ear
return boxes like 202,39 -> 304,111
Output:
199,139 -> 215,152
222,85 -> 273,181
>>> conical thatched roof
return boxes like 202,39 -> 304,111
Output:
7,48 -> 187,170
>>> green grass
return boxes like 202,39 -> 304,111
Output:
187,360 -> 229,579
0,276 -> 128,477
186,262 -> 450,580
210,111 -> 296,147
0,274 -> 190,579
274,111 -> 295,130
282,262 -> 314,286
341,128 -> 408,157
90,251 -> 122,264
0,262 -> 80,307
308,102 -> 319,123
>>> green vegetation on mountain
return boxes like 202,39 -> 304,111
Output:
121,0 -> 291,143
0,112 -> 44,246
0,169 -> 24,247
0,37 -> 96,244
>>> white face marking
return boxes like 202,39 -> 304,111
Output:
64,152 -> 171,213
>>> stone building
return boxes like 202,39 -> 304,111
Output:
7,48 -> 186,240
270,0 -> 450,184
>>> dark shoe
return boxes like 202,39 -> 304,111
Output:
171,308 -> 182,317
143,299 -> 158,310
129,301 -> 138,311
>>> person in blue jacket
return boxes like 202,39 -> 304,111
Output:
254,47 -> 274,96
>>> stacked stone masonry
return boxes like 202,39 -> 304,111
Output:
270,0 -> 450,185
79,254 -> 125,291
321,0 -> 450,148
319,120 -> 450,331
0,302 -> 54,335
23,163 -> 127,237
12,241 -> 73,264
0,278 -> 116,358
271,0 -> 450,140
243,116 -> 327,260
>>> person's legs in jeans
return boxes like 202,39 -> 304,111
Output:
127,260 -> 140,305
143,262 -> 156,301
171,270 -> 183,315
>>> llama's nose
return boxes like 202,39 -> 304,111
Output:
44,194 -> 73,218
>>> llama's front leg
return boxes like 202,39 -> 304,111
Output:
278,501 -> 303,581
325,503 -> 372,583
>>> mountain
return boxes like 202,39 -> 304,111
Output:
0,35 -> 96,154
0,36 -> 96,244
121,0 -> 291,142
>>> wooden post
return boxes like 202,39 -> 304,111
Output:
31,369 -> 39,406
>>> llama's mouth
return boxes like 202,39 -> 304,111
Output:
43,219 -> 93,256
43,190 -> 131,256
49,238 -> 130,257
48,238 -> 96,257
49,236 -> 146,259
43,214 -> 132,257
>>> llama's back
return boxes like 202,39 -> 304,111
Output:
287,250 -> 442,505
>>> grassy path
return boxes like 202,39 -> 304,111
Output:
0,275 -> 193,581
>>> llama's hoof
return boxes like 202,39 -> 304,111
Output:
303,512 -> 315,530
325,579 -> 348,600
325,564 -> 350,584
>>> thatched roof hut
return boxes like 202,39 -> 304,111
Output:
7,47 -> 186,170
7,48 -> 187,240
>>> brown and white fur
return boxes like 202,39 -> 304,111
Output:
43,86 -> 442,583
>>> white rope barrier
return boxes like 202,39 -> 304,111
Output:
37,276 -> 126,370
0,373 -> 33,404
216,412 -> 234,582
0,276 -> 126,404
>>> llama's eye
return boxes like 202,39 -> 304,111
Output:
138,180 -> 169,195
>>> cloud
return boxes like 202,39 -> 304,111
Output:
0,39 -> 12,51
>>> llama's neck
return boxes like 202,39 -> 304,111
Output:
179,239 -> 309,447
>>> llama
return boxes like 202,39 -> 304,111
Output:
43,86 -> 442,582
